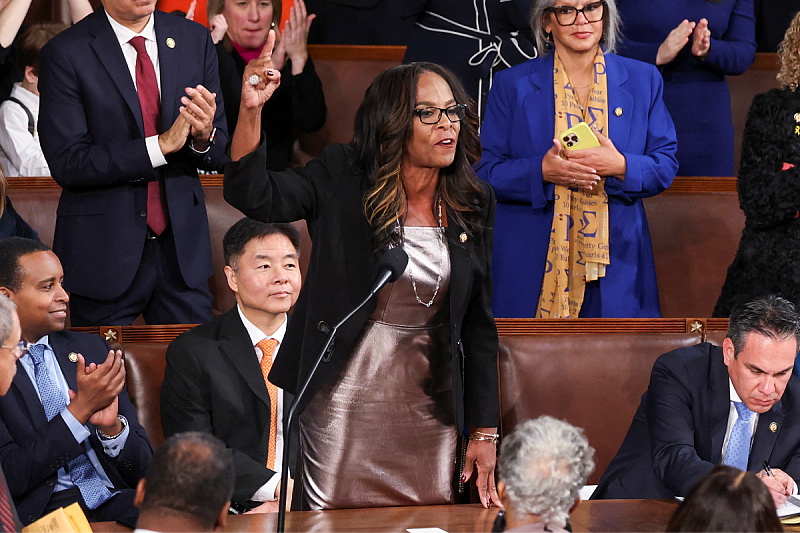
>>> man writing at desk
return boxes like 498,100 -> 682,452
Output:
594,295 -> 800,506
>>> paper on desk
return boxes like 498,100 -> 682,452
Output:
407,529 -> 448,533
778,495 -> 800,521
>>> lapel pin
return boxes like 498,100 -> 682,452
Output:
794,113 -> 800,123
68,352 -> 79,363
770,422 -> 778,433
460,232 -> 467,243
614,107 -> 623,117
166,37 -> 176,49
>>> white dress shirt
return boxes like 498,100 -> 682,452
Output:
237,305 -> 287,502
0,82 -> 49,177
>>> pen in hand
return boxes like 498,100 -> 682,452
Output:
763,460 -> 775,479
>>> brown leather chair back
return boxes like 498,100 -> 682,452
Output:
498,332 -> 703,484
123,342 -> 168,447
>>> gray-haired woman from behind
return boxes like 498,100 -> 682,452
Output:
496,416 -> 595,532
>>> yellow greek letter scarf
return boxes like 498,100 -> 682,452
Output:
536,50 -> 610,318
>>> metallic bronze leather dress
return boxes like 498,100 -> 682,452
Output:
299,226 -> 456,509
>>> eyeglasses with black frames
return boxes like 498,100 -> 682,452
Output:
414,104 -> 467,125
0,340 -> 28,360
545,1 -> 605,26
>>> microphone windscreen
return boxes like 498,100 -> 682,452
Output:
376,247 -> 409,283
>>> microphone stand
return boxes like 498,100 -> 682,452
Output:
276,278 -> 391,532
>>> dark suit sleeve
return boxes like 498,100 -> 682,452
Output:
223,140 -> 350,224
646,354 -> 715,496
289,58 -> 326,134
0,398 -> 85,498
462,184 -> 499,428
92,382 -> 153,488
161,335 -> 274,504
38,39 -> 156,191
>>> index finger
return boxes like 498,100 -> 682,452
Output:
260,29 -> 276,59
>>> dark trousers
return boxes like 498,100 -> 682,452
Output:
68,229 -> 213,326
42,486 -> 138,525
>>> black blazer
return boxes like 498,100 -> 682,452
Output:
160,307 -> 296,507
593,343 -> 800,499
0,330 -> 152,524
224,140 -> 499,429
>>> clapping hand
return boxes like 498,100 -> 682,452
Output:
656,19 -> 695,66
282,0 -> 315,74
691,18 -> 711,59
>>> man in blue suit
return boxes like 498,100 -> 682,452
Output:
38,0 -> 228,326
0,238 -> 152,525
594,295 -> 800,506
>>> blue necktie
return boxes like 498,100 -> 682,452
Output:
28,344 -> 114,509
724,401 -> 754,471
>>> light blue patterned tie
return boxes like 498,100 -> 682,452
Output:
724,401 -> 754,471
28,344 -> 114,509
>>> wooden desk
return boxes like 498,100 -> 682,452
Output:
92,500 -> 680,532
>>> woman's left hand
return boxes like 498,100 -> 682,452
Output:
565,126 -> 627,179
282,0 -> 316,75
462,428 -> 502,509
241,30 -> 282,110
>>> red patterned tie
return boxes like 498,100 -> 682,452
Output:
129,36 -> 166,236
0,473 -> 16,532
257,338 -> 280,470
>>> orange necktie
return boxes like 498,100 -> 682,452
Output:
257,338 -> 280,470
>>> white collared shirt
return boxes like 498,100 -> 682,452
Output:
236,305 -> 288,502
104,10 -> 167,169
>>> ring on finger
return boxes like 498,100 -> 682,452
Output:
248,74 -> 260,86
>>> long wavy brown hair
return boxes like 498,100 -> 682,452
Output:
778,11 -> 800,90
352,62 -> 486,252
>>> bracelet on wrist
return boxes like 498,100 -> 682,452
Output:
469,431 -> 499,445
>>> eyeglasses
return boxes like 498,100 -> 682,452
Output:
0,341 -> 28,359
545,1 -> 605,26
414,104 -> 467,125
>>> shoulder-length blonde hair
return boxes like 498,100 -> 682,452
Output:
778,11 -> 800,90
352,62 -> 486,252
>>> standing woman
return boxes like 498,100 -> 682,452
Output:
715,12 -> 800,317
209,0 -> 326,171
478,0 -> 678,318
225,35 -> 500,509
615,0 -> 756,176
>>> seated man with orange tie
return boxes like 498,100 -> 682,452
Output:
160,218 -> 301,513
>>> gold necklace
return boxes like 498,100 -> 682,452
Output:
558,53 -> 594,119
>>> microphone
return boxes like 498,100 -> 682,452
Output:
369,247 -> 409,295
